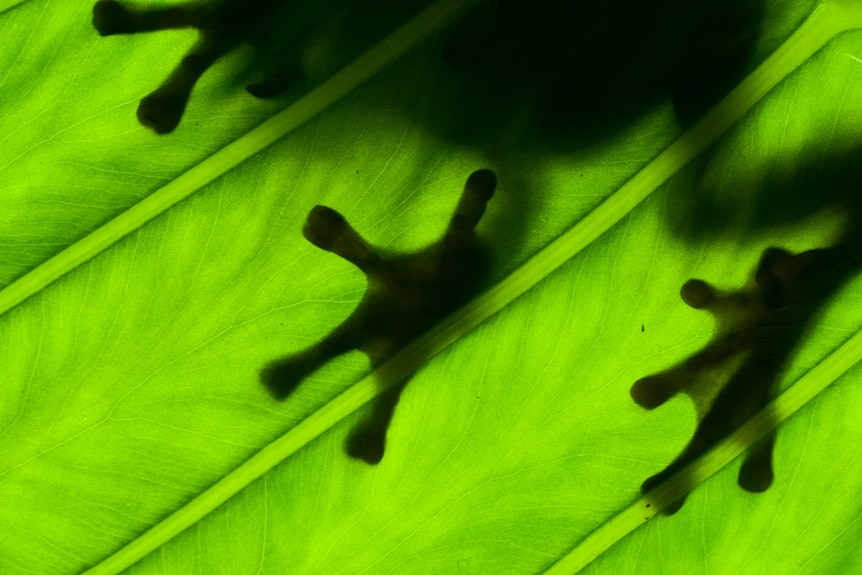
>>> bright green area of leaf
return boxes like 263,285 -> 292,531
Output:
2,1 -> 862,574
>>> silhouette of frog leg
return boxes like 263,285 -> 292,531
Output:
714,348 -> 780,493
261,320 -> 361,400
261,205 -> 384,400
263,170 -> 497,463
92,1 -> 242,133
345,380 -> 408,464
445,168 -> 497,246
730,247 -> 831,494
642,346 -> 779,512
302,205 -> 381,272
635,266 -> 787,512
92,0 -> 206,36
635,245 -> 854,513
136,36 -> 235,133
631,279 -> 753,410
341,173 -> 497,464
739,432 -> 775,492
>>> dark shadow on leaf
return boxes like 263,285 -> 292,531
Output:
91,0 -> 434,133
424,0 -> 764,152
639,141 -> 862,513
261,169 -> 497,463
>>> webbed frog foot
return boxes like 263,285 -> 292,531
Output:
262,169 -> 497,463
92,0 -> 302,133
632,246 -> 835,513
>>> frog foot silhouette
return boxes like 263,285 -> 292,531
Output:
261,169 -> 497,464
632,245 -> 855,514
92,0 -> 305,133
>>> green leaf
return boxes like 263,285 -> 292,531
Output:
3,1 -> 862,574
